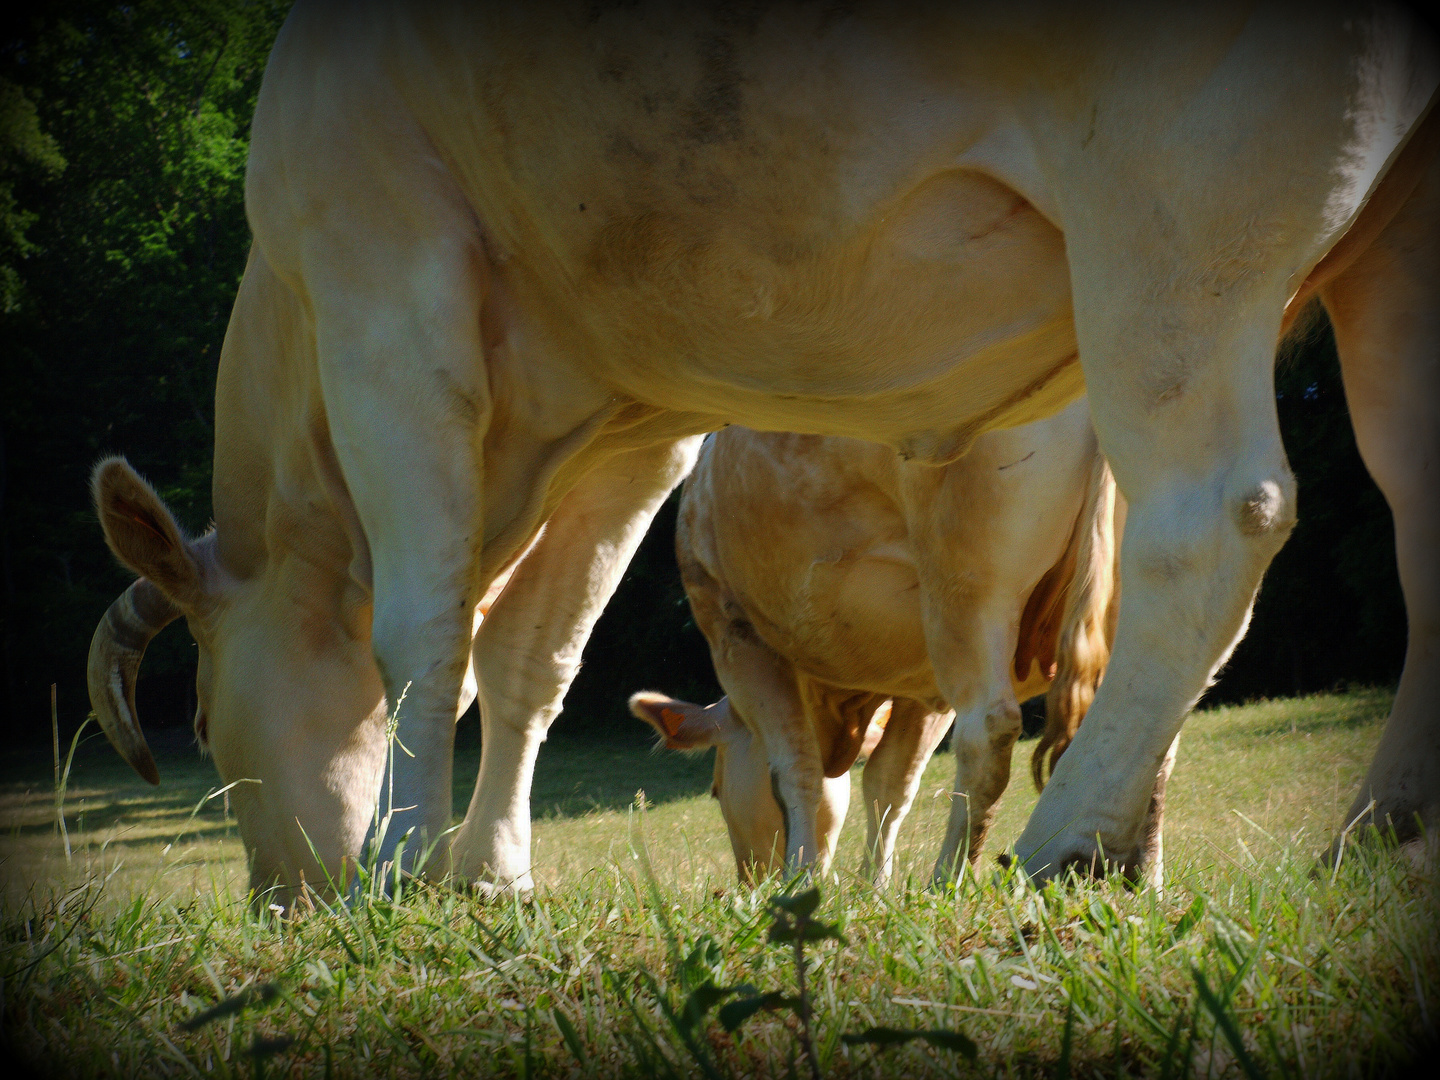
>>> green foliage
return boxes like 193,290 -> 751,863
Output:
0,76 -> 66,313
1,1 -> 288,730
659,884 -> 976,1078
3,822 -> 1433,1076
179,980 -> 280,1031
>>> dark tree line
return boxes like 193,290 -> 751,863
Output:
0,3 -> 1405,748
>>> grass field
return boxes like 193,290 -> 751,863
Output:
2,688 -> 1435,1077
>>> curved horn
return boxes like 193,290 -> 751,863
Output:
86,577 -> 180,785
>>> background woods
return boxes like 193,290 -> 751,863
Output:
0,3 -> 1406,745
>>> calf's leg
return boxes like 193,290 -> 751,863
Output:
860,699 -> 953,885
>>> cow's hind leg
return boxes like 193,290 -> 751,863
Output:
1322,148 -> 1440,866
860,699 -> 953,885
449,438 -> 702,891
930,628 -> 1027,881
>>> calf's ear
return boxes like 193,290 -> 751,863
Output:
629,691 -> 737,750
92,457 -> 207,609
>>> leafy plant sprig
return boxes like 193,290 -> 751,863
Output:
673,885 -> 975,1079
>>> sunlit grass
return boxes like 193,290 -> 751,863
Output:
2,688 -> 1433,1077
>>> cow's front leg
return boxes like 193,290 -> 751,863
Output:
450,437 -> 703,893
304,269 -> 493,886
1013,257 -> 1298,880
860,699 -> 953,885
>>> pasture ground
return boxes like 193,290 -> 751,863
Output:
1,688 -> 1435,1077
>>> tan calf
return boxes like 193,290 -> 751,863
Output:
632,398 -> 1127,885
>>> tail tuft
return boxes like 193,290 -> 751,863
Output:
1032,450 -> 1120,791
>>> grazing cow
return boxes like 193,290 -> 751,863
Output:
86,3 -> 1438,900
631,398 -> 1144,886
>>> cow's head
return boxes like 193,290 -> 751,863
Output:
629,691 -> 787,882
87,458 -> 389,903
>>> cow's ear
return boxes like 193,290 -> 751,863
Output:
629,692 -> 738,750
92,457 -> 207,609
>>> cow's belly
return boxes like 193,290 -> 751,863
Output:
744,551 -> 938,701
556,170 -> 1080,456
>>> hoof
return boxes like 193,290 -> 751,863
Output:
465,874 -> 536,903
1009,843 -> 1151,888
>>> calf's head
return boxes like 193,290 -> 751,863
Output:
88,458 -> 388,903
629,691 -> 786,882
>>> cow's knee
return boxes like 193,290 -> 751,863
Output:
1230,472 -> 1297,554
953,699 -> 1022,765
371,606 -> 471,700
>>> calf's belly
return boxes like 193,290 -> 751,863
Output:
756,556 -> 938,700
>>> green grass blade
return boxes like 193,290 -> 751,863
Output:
1193,966 -> 1266,1080
553,1006 -> 589,1067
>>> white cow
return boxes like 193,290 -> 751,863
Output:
631,399 -> 1142,886
85,3 -> 1438,900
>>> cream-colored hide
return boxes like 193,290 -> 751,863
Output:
87,4 -> 1438,898
632,399 -> 1128,885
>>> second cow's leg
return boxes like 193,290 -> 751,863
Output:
860,699 -> 954,885
449,438 -> 703,891
707,640 -> 826,871
930,625 -> 1027,881
1323,145 -> 1440,865
894,466 -> 1027,881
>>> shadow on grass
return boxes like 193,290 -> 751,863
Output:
6,690 -> 1393,842
5,730 -> 720,837
454,736 -> 718,821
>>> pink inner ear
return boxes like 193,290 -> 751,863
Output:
659,707 -> 686,739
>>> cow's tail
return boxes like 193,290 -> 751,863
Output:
1031,448 -> 1120,792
